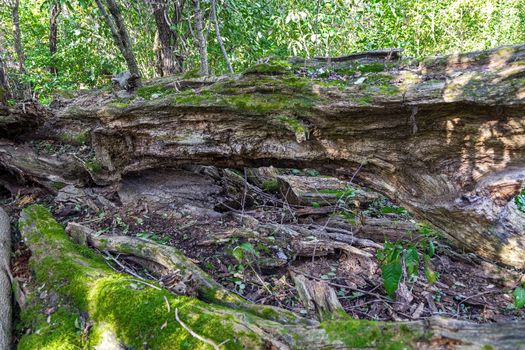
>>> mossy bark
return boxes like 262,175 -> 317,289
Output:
30,44 -> 523,269
16,205 -> 525,350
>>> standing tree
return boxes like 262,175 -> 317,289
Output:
192,0 -> 208,75
211,0 -> 232,73
48,0 -> 61,75
150,0 -> 184,76
0,27 -> 11,105
94,0 -> 141,79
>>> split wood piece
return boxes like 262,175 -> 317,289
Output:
65,222 -> 309,325
0,207 -> 11,350
18,205 -> 525,349
291,273 -> 344,321
277,175 -> 379,207
0,100 -> 48,138
294,224 -> 383,249
0,140 -> 90,188
319,215 -> 418,243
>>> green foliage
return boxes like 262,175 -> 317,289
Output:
2,0 -> 525,104
262,179 -> 280,192
515,188 -> 525,212
377,229 -> 440,298
513,286 -> 525,309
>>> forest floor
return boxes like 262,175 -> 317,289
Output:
2,146 -> 524,325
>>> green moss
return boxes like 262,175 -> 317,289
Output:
262,179 -> 280,192
137,84 -> 172,100
59,130 -> 89,145
182,69 -> 200,79
243,60 -> 292,76
276,115 -> 309,142
85,157 -> 103,173
357,62 -> 387,73
362,74 -> 400,95
108,101 -> 130,108
318,187 -> 355,199
50,181 -> 67,190
322,318 -> 419,349
17,205 -> 262,350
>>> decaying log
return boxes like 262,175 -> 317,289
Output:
0,207 -> 11,350
29,44 -> 524,267
0,140 -> 90,188
291,273 -> 344,321
18,204 -> 525,349
277,175 -> 379,206
65,222 -> 307,325
0,100 -> 48,138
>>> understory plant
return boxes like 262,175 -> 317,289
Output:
377,225 -> 439,299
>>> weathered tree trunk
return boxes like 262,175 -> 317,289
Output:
94,0 -> 140,78
152,0 -> 183,76
10,0 -> 25,75
0,28 -> 10,105
211,0 -> 233,73
0,207 -> 11,350
3,44 -> 525,269
48,1 -> 61,75
16,205 -> 525,350
192,0 -> 208,75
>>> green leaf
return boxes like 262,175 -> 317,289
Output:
232,247 -> 245,262
404,246 -> 419,278
427,240 -> 435,258
513,287 -> 525,309
381,260 -> 402,298
424,255 -> 438,284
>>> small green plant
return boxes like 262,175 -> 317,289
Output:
513,285 -> 525,309
377,234 -> 439,299
515,188 -> 525,212
136,230 -> 169,244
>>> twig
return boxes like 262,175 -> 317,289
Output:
456,290 -> 498,314
175,308 -> 223,350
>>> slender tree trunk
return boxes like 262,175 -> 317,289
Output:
211,0 -> 233,73
0,30 -> 11,105
192,0 -> 208,75
94,0 -> 140,78
11,0 -> 25,75
152,0 -> 182,76
48,2 -> 61,75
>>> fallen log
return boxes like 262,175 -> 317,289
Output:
16,204 -> 525,349
0,207 -> 11,350
28,44 -> 522,268
65,221 -> 307,325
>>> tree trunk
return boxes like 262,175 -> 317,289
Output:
211,0 -> 233,73
16,204 -> 525,350
192,0 -> 208,75
11,0 -> 25,75
94,0 -> 140,78
152,0 -> 182,76
4,44 -> 525,269
0,207 -> 11,350
48,2 -> 61,75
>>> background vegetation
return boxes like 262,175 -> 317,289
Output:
1,0 -> 525,102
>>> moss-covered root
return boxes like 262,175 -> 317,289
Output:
68,226 -> 309,326
22,204 -> 505,350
